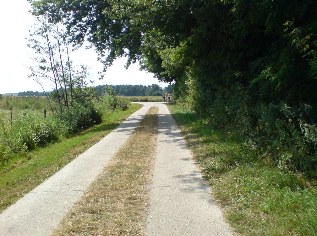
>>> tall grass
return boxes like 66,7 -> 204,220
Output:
0,96 -> 54,111
0,96 -> 129,165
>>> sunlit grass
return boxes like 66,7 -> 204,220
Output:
169,103 -> 317,236
125,96 -> 164,102
0,96 -> 53,111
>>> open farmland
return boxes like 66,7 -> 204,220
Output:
125,96 -> 164,102
0,96 -> 54,111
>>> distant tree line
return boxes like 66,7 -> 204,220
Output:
18,84 -> 174,98
96,84 -> 174,96
18,91 -> 50,97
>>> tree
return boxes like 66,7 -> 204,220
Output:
28,15 -> 74,111
28,15 -> 98,112
30,0 -> 317,173
29,0 -> 317,109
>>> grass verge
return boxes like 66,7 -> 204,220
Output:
168,104 -> 317,236
53,106 -> 158,235
0,104 -> 141,212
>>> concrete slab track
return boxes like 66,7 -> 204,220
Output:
145,104 -> 233,236
0,103 -> 233,236
0,105 -> 150,236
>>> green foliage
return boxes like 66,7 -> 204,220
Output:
55,104 -> 102,135
207,85 -> 252,133
103,95 -> 130,111
0,112 -> 61,164
0,115 -> 11,164
0,96 -> 52,111
95,84 -> 164,97
30,0 -> 317,174
0,95 -> 131,165
10,113 -> 60,151
253,104 -> 317,176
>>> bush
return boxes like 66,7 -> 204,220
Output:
0,112 -> 61,161
0,118 -> 10,164
208,85 -> 252,135
104,95 -> 130,111
116,97 -> 129,111
55,104 -> 102,135
9,113 -> 60,151
0,100 -> 103,164
182,82 -> 317,176
253,103 -> 317,176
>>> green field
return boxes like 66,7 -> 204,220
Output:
125,96 -> 164,102
0,96 -> 54,111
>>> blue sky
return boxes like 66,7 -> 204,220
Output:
0,0 -> 165,94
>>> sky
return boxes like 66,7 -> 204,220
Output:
0,0 -> 166,94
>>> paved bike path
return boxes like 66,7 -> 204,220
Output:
0,103 -> 233,236
0,105 -> 151,236
145,104 -> 233,236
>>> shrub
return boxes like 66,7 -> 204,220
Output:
252,103 -> 317,176
55,104 -> 102,135
0,116 -> 10,164
207,85 -> 252,135
116,97 -> 129,111
9,113 -> 60,151
182,82 -> 317,176
0,143 -> 9,164
104,95 -> 130,111
0,100 -> 104,164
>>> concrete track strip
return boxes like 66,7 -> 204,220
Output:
145,104 -> 233,236
0,105 -> 151,236
0,103 -> 233,236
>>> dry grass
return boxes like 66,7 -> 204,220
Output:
53,107 -> 158,236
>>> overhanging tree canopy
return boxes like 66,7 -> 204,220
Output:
29,0 -> 317,107
30,0 -> 317,174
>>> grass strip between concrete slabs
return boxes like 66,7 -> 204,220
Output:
0,104 -> 141,213
53,106 -> 158,236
